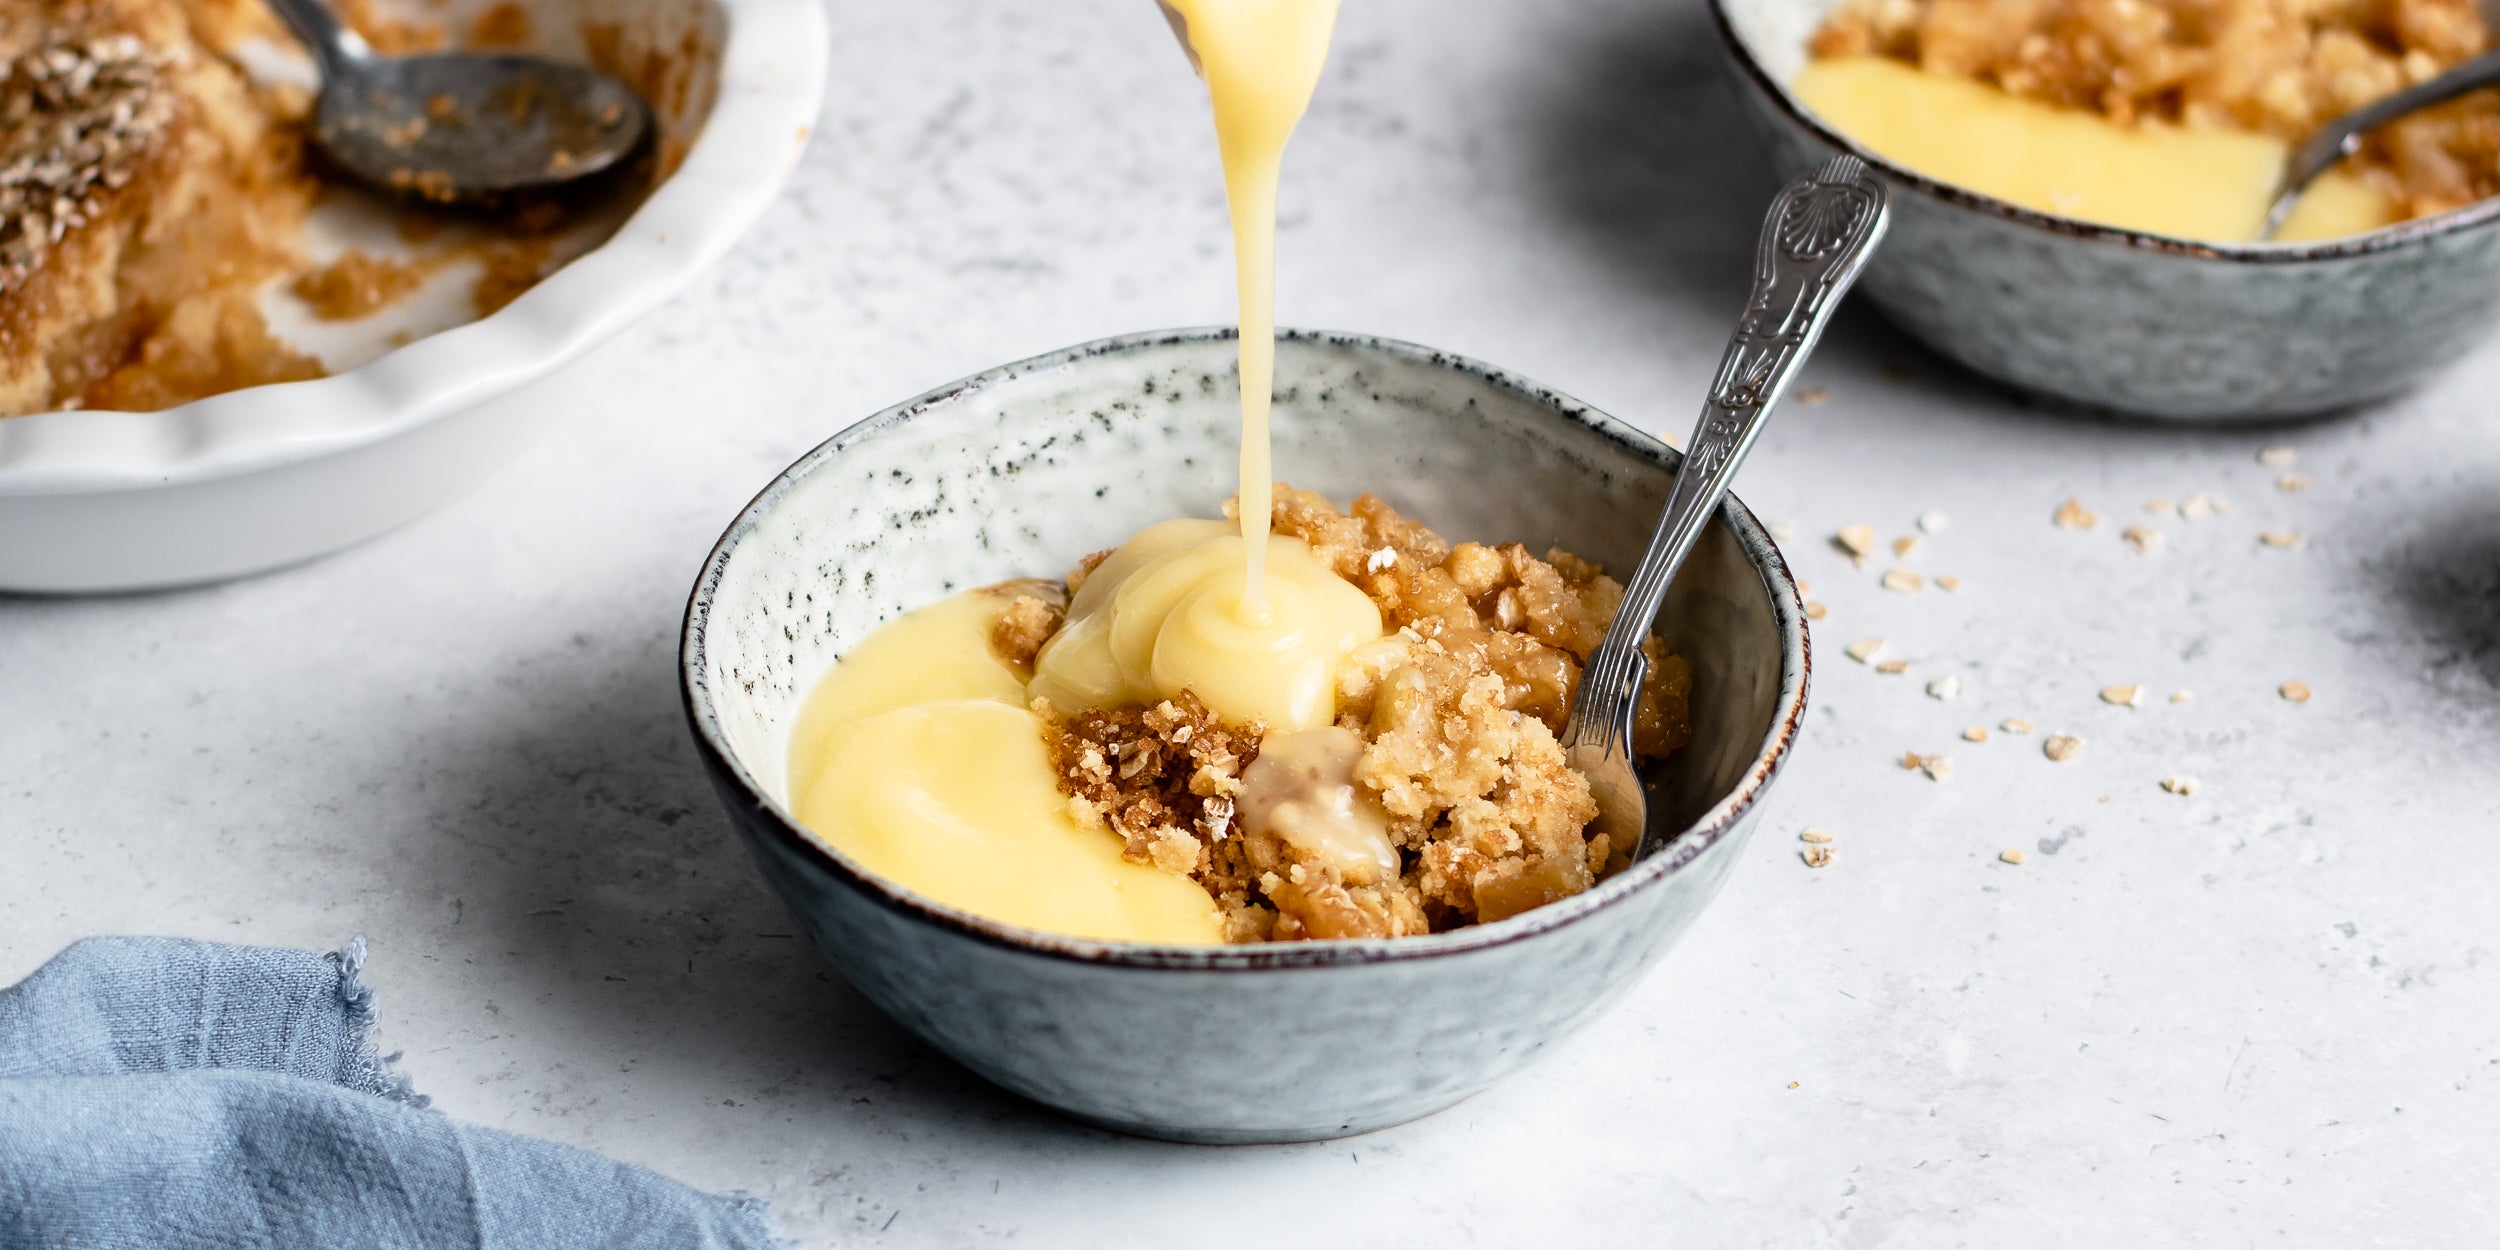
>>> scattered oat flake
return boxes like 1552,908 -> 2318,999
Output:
2258,446 -> 2298,468
1926,674 -> 1963,701
2053,498 -> 2100,529
1798,388 -> 1829,406
1788,1081 -> 1801,1089
1963,724 -> 1989,742
1804,601 -> 1829,620
2146,498 -> 2173,514
2001,716 -> 2035,734
2178,494 -> 2213,520
2280,680 -> 2312,703
1834,524 -> 1877,559
2277,473 -> 2310,493
2169,690 -> 2193,703
2120,525 -> 2162,554
2259,530 -> 2304,549
1919,755 -> 1951,781
1846,637 -> 1885,663
1899,751 -> 1923,770
1796,578 -> 1814,595
2161,776 -> 2200,796
2100,684 -> 2143,708
1935,575 -> 1962,592
1881,567 -> 1925,593
1771,520 -> 1797,541
1918,510 -> 1949,534
1891,535 -> 1920,559
2043,733 -> 2084,761
1801,845 -> 1834,868
1800,828 -> 1835,844
2000,849 -> 2027,865
1875,659 -> 1910,675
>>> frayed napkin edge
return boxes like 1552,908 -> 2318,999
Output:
325,935 -> 429,1109
318,936 -> 787,1245
719,1192 -> 794,1249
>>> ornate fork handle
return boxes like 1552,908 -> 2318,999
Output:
1561,155 -> 1887,858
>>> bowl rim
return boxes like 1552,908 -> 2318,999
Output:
678,326 -> 1813,972
0,0 -> 828,495
1706,0 -> 2500,263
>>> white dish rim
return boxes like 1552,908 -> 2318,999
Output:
0,0 -> 828,495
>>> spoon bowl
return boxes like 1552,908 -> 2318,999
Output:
2261,47 -> 2500,240
269,0 -> 652,206
311,54 -> 651,203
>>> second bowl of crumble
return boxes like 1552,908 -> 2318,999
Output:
680,329 -> 1810,1144
1713,0 -> 2500,420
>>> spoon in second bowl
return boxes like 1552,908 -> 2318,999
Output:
265,0 -> 653,207
1560,154 -> 1888,868
2260,47 -> 2500,241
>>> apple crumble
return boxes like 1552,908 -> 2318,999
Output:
0,0 -> 323,414
0,0 -> 635,417
1811,0 -> 2500,221
996,489 -> 1693,944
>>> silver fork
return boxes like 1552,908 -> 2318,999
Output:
1560,154 -> 1889,867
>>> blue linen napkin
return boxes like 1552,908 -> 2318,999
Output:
0,935 -> 777,1250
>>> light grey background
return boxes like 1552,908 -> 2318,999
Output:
5,1 -> 2495,1244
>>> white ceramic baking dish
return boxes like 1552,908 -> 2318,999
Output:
0,0 -> 826,592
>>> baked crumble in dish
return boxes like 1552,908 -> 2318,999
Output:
1811,0 -> 2500,223
992,489 -> 1693,944
0,0 -> 642,417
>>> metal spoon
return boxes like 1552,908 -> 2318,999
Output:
265,0 -> 652,206
1559,154 -> 1889,866
2259,48 -> 2500,240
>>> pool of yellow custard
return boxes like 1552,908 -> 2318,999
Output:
785,580 -> 1232,945
1793,56 -> 2396,244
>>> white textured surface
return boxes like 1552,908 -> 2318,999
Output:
5,0 -> 2496,1244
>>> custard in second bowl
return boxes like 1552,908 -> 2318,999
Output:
680,329 -> 1808,1143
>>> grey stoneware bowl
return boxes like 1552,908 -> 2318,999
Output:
678,328 -> 1809,1144
1712,0 -> 2500,420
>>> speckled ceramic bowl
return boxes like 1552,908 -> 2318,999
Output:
679,329 -> 1808,1143
1713,0 -> 2500,420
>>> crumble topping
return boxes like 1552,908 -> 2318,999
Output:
289,248 -> 428,320
0,36 -> 174,294
1039,692 -> 1285,942
1027,489 -> 1695,942
987,582 -> 1065,675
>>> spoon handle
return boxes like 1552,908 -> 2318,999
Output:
263,0 -> 369,76
1565,155 -> 1888,763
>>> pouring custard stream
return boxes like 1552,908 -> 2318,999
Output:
1160,0 -> 1341,619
